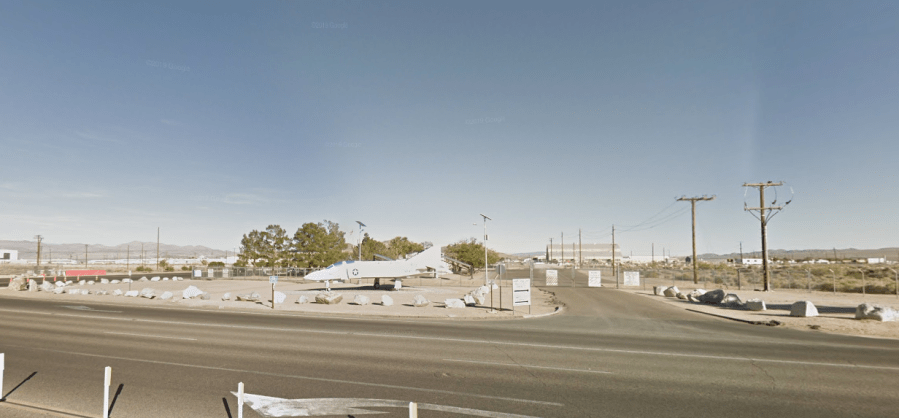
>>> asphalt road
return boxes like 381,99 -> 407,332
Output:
1,283 -> 898,417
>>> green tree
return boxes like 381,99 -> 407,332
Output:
355,233 -> 389,261
291,220 -> 349,268
444,238 -> 500,268
238,225 -> 289,267
385,236 -> 425,259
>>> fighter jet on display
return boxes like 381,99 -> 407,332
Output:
304,246 -> 450,289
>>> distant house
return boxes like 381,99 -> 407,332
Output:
867,257 -> 886,264
739,258 -> 764,265
0,249 -> 18,263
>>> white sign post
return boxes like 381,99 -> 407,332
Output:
513,278 -> 531,315
102,366 -> 111,418
624,271 -> 640,286
588,270 -> 602,287
269,276 -> 278,310
546,270 -> 558,286
237,382 -> 244,418
1,353 -> 4,401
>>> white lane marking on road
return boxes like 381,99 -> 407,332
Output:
104,331 -> 196,341
444,359 -> 612,374
61,305 -> 122,313
235,393 -> 544,418
3,344 -> 563,407
3,308 -> 898,372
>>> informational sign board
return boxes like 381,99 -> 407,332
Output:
193,269 -> 202,278
512,279 -> 531,306
545,270 -> 558,286
588,270 -> 602,287
208,269 -> 214,278
222,269 -> 229,278
623,271 -> 640,286
269,275 -> 278,284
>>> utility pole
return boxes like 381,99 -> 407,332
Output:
34,235 -> 43,269
85,245 -> 88,269
612,225 -> 616,288
156,227 -> 160,271
548,238 -> 553,262
744,181 -> 789,291
480,214 -> 491,285
652,243 -> 654,264
127,245 -> 130,271
561,232 -> 564,264
578,229 -> 582,267
740,242 -> 743,263
677,195 -> 716,284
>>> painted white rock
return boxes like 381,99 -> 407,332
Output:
125,290 -> 139,297
159,291 -> 173,301
353,294 -> 370,305
790,301 -> 819,317
112,289 -> 123,296
53,287 -> 66,294
100,279 -> 109,284
150,277 -> 160,282
381,295 -> 393,306
747,299 -> 767,311
654,286 -> 668,296
296,295 -> 309,304
463,294 -> 476,306
663,286 -> 679,297
40,281 -> 54,292
182,286 -> 203,299
444,298 -> 466,309
140,288 -> 156,299
96,289 -> 109,296
855,303 -> 898,322
110,280 -> 120,284
413,295 -> 430,307
315,292 -> 343,305
273,291 -> 286,304
698,289 -> 726,304
222,292 -> 231,301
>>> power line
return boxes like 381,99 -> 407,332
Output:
677,195 -> 716,284
744,181 -> 790,291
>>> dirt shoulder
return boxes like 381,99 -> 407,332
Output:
1,277 -> 559,320
618,284 -> 899,340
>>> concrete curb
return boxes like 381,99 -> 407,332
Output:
523,306 -> 564,319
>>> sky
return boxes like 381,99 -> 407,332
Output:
2,0 -> 898,257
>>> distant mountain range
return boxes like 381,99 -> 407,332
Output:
510,248 -> 899,262
0,240 -> 228,260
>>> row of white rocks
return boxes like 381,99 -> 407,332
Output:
653,285 -> 897,321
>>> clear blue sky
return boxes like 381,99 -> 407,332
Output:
2,0 -> 898,257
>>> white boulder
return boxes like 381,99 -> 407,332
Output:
112,289 -> 123,296
315,292 -> 343,305
654,286 -> 668,296
40,281 -> 54,292
353,294 -> 370,305
159,291 -> 173,301
790,301 -> 819,317
296,295 -> 309,304
7,277 -> 26,291
381,295 -> 393,306
150,277 -> 160,282
96,289 -> 109,296
125,290 -> 139,297
182,285 -> 204,299
463,294 -> 476,306
413,295 -> 430,307
100,279 -> 109,284
663,286 -> 680,298
222,292 -> 231,301
28,279 -> 38,292
747,299 -> 767,311
444,298 -> 466,309
140,288 -> 156,299
855,303 -> 898,322
86,281 -> 95,285
53,287 -> 65,294
697,289 -> 726,304
110,280 -> 120,284
273,291 -> 286,304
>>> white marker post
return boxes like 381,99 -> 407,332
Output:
409,402 -> 418,418
237,382 -> 244,418
102,366 -> 111,418
1,353 -> 5,401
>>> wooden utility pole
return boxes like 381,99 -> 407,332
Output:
561,232 -> 564,263
34,235 -> 43,268
156,227 -> 160,271
84,245 -> 88,269
677,195 -> 716,284
578,229 -> 582,267
612,225 -> 617,288
744,182 -> 788,291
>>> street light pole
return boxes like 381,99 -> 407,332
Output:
480,214 -> 491,286
356,221 -> 366,261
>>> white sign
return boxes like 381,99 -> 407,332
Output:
269,276 -> 278,284
588,270 -> 602,287
623,271 -> 640,286
512,278 -> 531,306
193,269 -> 202,278
222,269 -> 229,278
208,269 -> 214,278
546,269 -> 558,286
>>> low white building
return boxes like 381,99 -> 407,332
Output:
867,257 -> 886,264
0,249 -> 18,263
739,258 -> 764,265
